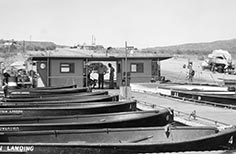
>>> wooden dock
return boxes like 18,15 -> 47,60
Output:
108,83 -> 236,128
107,84 -> 236,154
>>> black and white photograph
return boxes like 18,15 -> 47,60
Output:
0,0 -> 235,153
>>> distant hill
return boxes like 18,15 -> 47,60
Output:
0,40 -> 56,53
142,39 -> 236,57
0,39 -> 57,65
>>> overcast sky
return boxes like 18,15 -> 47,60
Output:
0,0 -> 236,48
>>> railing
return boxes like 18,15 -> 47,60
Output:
135,96 -> 233,129
173,109 -> 232,128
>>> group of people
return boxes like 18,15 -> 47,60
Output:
97,63 -> 114,89
16,69 -> 38,88
87,63 -> 115,89
2,68 -> 38,90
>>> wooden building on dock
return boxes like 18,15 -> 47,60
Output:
29,55 -> 171,88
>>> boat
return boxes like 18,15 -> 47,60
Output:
157,83 -> 235,93
8,87 -> 91,95
2,91 -> 109,102
0,126 -> 235,153
29,84 -> 77,90
0,101 -> 136,117
0,95 -> 119,107
5,90 -> 108,99
218,77 -> 236,85
158,87 -> 235,96
14,84 -> 77,91
157,82 -> 236,105
157,83 -> 236,98
167,90 -> 236,105
0,109 -> 173,125
0,109 -> 173,131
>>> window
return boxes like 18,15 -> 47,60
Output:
130,63 -> 144,73
60,63 -> 75,73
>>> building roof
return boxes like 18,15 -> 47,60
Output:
30,55 -> 172,61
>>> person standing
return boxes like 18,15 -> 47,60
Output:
2,70 -> 10,97
108,63 -> 114,89
97,63 -> 106,89
187,63 -> 194,82
29,70 -> 38,88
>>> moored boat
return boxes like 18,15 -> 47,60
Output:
0,95 -> 119,107
8,87 -> 90,95
156,83 -> 236,105
30,84 -> 77,90
2,91 -> 109,102
0,101 -> 136,118
0,109 -> 173,131
157,84 -> 235,96
158,83 -> 232,92
0,126 -> 235,153
218,77 -> 236,85
169,90 -> 236,105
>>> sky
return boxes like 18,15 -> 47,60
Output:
0,0 -> 236,48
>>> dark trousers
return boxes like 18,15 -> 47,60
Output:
98,74 -> 104,89
2,85 -> 8,97
109,76 -> 114,89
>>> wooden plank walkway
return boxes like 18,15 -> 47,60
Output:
131,91 -> 236,127
108,85 -> 236,128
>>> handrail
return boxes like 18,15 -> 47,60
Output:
173,109 -> 231,127
136,98 -> 232,128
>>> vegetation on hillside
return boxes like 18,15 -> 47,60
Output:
0,39 -> 57,65
1,38 -> 236,62
141,39 -> 236,58
0,40 -> 56,53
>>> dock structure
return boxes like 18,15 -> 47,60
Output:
108,83 -> 236,128
29,55 -> 171,88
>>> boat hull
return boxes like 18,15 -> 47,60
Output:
30,84 -> 77,90
0,101 -> 136,118
9,87 -> 90,95
0,95 -> 119,108
3,91 -> 109,102
0,109 -> 172,131
158,84 -> 231,92
157,84 -> 236,105
170,90 -> 236,105
0,127 -> 235,153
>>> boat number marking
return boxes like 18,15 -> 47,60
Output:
166,115 -> 170,121
10,91 -> 30,94
0,127 -> 20,132
0,145 -> 34,152
228,136 -> 234,144
198,96 -> 201,100
0,110 -> 23,115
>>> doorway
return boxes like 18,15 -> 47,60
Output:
84,61 -> 117,89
